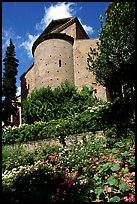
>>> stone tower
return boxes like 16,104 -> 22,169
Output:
20,17 -> 107,101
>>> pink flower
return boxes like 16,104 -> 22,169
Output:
65,168 -> 70,173
74,171 -> 79,177
101,155 -> 106,159
66,172 -> 71,178
118,161 -> 123,166
130,172 -> 135,177
49,155 -> 55,162
112,134 -> 116,138
54,152 -> 58,156
131,182 -> 135,188
42,158 -> 46,164
93,158 -> 98,162
128,153 -> 132,157
122,196 -> 129,202
129,194 -> 135,202
95,172 -> 98,175
130,147 -> 134,151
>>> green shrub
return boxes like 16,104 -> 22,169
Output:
2,101 -> 113,145
22,81 -> 98,124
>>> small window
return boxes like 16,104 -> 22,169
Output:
28,84 -> 30,90
59,60 -> 61,67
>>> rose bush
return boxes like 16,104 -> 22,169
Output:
2,133 -> 135,202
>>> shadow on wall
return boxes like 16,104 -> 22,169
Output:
21,76 -> 28,102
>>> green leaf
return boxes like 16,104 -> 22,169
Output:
94,175 -> 99,181
112,148 -> 119,153
109,196 -> 120,202
123,168 -> 129,174
107,176 -> 118,186
115,142 -> 125,147
95,187 -> 103,199
122,151 -> 128,157
111,164 -> 120,172
119,180 -> 130,192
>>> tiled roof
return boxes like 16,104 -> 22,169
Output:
32,17 -> 89,55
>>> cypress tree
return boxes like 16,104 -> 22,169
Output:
2,38 -> 19,126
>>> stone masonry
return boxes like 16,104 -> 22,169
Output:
20,17 -> 107,102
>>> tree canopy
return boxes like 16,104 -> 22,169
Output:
87,2 -> 135,102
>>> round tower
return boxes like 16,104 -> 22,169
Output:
32,33 -> 74,89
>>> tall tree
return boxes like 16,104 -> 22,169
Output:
2,38 -> 19,126
87,2 -> 135,102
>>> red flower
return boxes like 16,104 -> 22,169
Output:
94,158 -> 98,162
118,161 -> 122,166
49,155 -> 55,162
125,164 -> 130,168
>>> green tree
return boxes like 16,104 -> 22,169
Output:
87,2 -> 135,121
2,38 -> 19,126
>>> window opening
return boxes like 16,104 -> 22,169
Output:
59,60 -> 61,67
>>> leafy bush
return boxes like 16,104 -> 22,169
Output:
22,81 -> 98,124
2,102 -> 113,145
2,135 -> 135,202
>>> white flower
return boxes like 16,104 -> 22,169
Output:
92,106 -> 98,110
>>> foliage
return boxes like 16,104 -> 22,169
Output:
2,134 -> 135,202
2,38 -> 19,126
22,81 -> 98,124
87,2 -> 135,131
2,101 -> 113,145
87,2 -> 135,139
87,2 -> 135,100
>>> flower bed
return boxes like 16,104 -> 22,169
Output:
2,134 -> 135,202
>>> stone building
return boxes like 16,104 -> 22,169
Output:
20,17 -> 107,102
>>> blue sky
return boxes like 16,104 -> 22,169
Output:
2,2 -> 110,96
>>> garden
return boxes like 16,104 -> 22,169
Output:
2,82 -> 135,202
2,131 -> 135,202
2,2 -> 135,202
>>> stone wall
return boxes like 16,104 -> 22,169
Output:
20,25 -> 107,101
33,38 -> 74,89
73,39 -> 107,100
